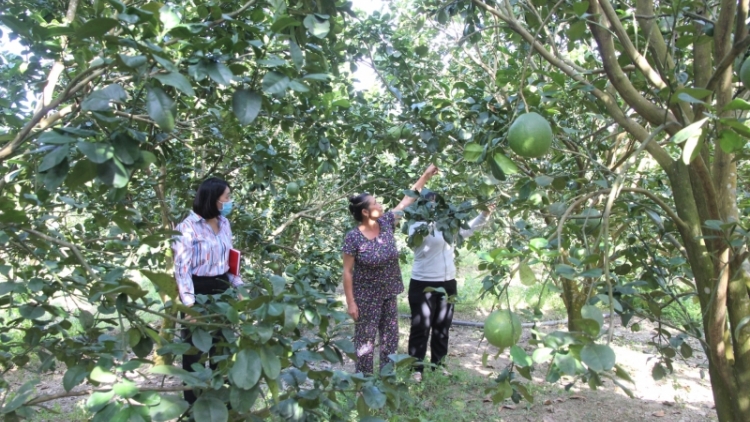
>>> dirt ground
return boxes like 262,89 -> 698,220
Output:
4,314 -> 717,421
439,317 -> 717,422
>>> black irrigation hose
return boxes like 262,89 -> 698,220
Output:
398,313 -> 611,328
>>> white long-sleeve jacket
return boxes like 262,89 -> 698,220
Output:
408,213 -> 488,282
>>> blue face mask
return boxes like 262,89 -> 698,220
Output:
219,200 -> 233,217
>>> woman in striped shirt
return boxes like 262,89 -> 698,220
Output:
172,177 -> 243,404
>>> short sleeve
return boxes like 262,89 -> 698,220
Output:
342,230 -> 359,256
379,211 -> 396,231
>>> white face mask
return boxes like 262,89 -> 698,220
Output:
219,200 -> 233,216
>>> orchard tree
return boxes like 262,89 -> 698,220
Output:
0,0 -> 436,420
359,0 -> 750,420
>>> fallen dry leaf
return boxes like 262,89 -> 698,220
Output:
569,395 -> 586,401
662,401 -> 674,406
652,410 -> 665,417
501,405 -> 516,410
555,398 -> 565,403
544,399 -> 553,405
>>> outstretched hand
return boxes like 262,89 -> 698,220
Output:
482,203 -> 497,216
423,164 -> 439,177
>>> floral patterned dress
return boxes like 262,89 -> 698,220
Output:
342,211 -> 404,374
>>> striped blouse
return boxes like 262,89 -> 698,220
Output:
172,211 -> 243,306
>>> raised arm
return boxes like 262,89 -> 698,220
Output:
393,164 -> 439,216
459,204 -> 496,238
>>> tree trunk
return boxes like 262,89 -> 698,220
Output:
151,164 -> 176,366
560,278 -> 586,332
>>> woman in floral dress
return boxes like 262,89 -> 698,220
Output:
341,164 -> 438,374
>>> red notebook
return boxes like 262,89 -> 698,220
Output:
228,248 -> 241,276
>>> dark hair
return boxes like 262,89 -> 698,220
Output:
423,191 -> 437,202
193,177 -> 230,219
348,193 -> 371,222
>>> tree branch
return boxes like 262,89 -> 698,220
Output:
26,385 -> 192,407
470,0 -> 675,172
21,228 -> 99,281
0,67 -> 107,162
589,0 -> 678,130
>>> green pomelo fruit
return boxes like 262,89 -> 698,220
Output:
507,112 -> 553,158
741,57 -> 750,89
484,310 -> 522,349
286,182 -> 299,195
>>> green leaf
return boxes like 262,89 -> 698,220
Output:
720,117 -> 750,137
232,89 -> 262,126
492,152 -> 519,174
671,88 -> 712,104
97,158 -> 129,188
303,14 -> 330,38
581,304 -> 604,331
271,15 -> 300,33
3,379 -> 38,413
463,143 -> 483,162
63,365 -> 88,392
724,98 -> 750,111
573,1 -> 590,16
262,72 -> 291,95
39,145 -> 69,172
193,397 -> 228,422
90,366 -> 117,384
517,262 -> 536,286
113,380 -> 138,398
150,365 -> 203,385
87,390 -> 115,412
118,54 -> 147,68
719,129 -> 745,153
260,346 -> 281,379
510,345 -> 532,367
146,87 -> 176,131
734,315 -> 750,341
141,270 -> 178,299
192,329 -> 212,353
81,84 -> 128,111
229,385 -> 260,413
332,99 -> 351,108
614,364 -> 635,384
153,72 -> 195,96
269,275 -> 287,296
682,133 -> 703,164
362,386 -> 386,409
38,131 -> 77,144
670,117 -> 707,144
229,350 -> 261,389
414,45 -> 429,57
529,238 -> 548,249
652,362 -> 667,380
289,37 -> 304,70
43,159 -> 69,191
78,141 -> 114,164
532,347 -> 554,364
554,353 -> 578,376
159,6 -> 180,31
302,73 -> 330,81
132,335 -> 154,358
580,343 -> 616,372
289,80 -> 309,92
78,17 -> 119,38
111,135 -> 141,165
149,395 -> 188,422
207,62 -> 234,86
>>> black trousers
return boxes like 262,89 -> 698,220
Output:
407,278 -> 457,373
182,274 -> 230,404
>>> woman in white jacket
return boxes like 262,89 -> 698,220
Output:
407,197 -> 494,380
